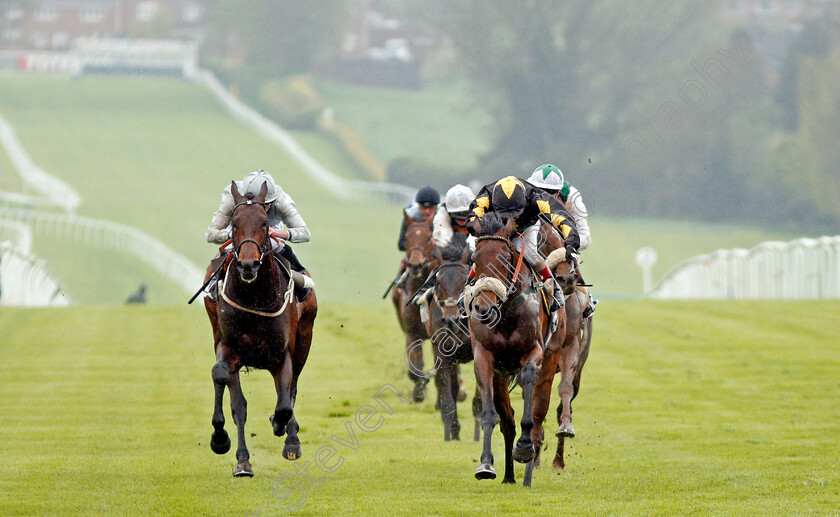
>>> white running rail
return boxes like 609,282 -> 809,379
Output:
0,114 -> 81,212
647,236 -> 840,299
0,240 -> 69,306
0,208 -> 204,295
192,68 -> 415,205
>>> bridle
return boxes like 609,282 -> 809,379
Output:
405,222 -> 434,270
474,234 -> 524,290
430,262 -> 470,308
231,199 -> 270,264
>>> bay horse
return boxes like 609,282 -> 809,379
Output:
468,212 -> 552,486
422,233 -> 481,441
392,215 -> 440,402
203,181 -> 317,477
526,219 -> 592,479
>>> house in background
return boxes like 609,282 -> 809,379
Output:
0,0 -> 204,51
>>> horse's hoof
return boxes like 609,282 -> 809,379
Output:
457,386 -> 467,402
234,461 -> 254,477
412,383 -> 425,403
210,431 -> 231,455
513,442 -> 535,464
475,463 -> 496,480
270,410 -> 293,437
555,424 -> 575,438
553,457 -> 565,470
283,443 -> 302,461
501,477 -> 516,485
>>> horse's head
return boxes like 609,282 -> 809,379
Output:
433,234 -> 471,327
230,180 -> 271,283
403,215 -> 437,278
540,220 -> 578,296
469,213 -> 517,319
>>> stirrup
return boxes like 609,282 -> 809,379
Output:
582,298 -> 597,318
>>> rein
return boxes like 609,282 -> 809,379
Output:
219,263 -> 295,318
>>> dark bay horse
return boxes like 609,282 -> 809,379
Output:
392,216 -> 440,402
468,213 -> 550,486
423,233 -> 481,441
527,220 -> 592,476
203,181 -> 317,477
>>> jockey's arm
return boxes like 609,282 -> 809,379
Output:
274,190 -> 311,243
567,185 -> 591,251
206,187 -> 234,244
432,207 -> 452,247
466,185 -> 493,233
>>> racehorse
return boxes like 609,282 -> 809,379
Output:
467,212 -> 552,485
422,233 -> 481,441
391,215 -> 440,402
203,181 -> 317,477
526,219 -> 592,478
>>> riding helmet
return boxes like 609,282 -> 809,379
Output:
526,164 -> 564,193
444,184 -> 475,213
491,176 -> 527,218
415,186 -> 441,206
241,170 -> 279,203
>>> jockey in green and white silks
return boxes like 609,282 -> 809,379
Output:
527,164 -> 596,317
205,169 -> 313,300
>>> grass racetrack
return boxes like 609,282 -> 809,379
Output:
1,300 -> 838,516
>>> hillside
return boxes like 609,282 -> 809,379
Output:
0,74 -> 806,304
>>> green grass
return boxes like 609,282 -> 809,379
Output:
313,77 -> 492,173
1,301 -> 838,515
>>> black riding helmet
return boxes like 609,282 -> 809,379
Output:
415,185 -> 440,206
490,177 -> 527,218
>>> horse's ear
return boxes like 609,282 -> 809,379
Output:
459,244 -> 470,264
257,181 -> 268,203
502,217 -> 516,236
230,181 -> 242,202
404,211 -> 413,225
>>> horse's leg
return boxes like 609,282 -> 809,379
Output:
493,373 -> 517,485
228,370 -> 253,477
283,380 -> 302,460
531,342 -> 563,468
270,351 -> 294,437
513,361 -> 538,466
556,335 -> 581,439
472,386 -> 482,442
473,345 -> 497,480
405,332 -> 429,402
438,360 -> 460,441
209,345 -> 231,455
284,297 -> 315,461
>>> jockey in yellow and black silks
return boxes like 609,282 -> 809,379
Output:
467,176 -> 580,313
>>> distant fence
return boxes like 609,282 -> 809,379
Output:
647,236 -> 840,299
0,241 -> 69,306
0,208 -> 204,296
192,68 -> 415,205
0,113 -> 81,212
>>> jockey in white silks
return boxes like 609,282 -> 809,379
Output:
526,164 -> 596,317
205,169 -> 313,301
432,184 -> 476,252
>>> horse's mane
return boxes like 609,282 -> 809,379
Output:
440,232 -> 468,261
476,212 -> 506,236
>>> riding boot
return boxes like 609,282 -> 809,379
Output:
277,245 -> 312,302
582,295 -> 597,318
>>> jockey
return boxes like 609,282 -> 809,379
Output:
526,164 -> 596,317
433,184 -> 476,252
205,169 -> 313,301
467,176 -> 580,315
392,186 -> 439,288
398,185 -> 440,251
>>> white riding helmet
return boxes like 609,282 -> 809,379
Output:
527,164 -> 564,192
240,170 -> 278,203
444,184 -> 475,213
